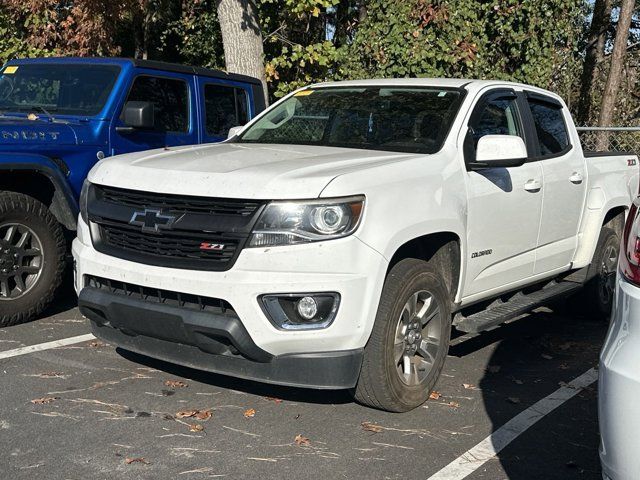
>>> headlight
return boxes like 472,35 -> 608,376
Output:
248,196 -> 364,247
79,179 -> 90,225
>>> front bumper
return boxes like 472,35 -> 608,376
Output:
79,287 -> 362,389
599,275 -> 640,480
73,217 -> 387,387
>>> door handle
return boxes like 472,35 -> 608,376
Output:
569,172 -> 583,184
524,179 -> 542,192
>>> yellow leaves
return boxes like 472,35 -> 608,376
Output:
294,434 -> 310,446
243,408 -> 256,418
30,396 -> 58,404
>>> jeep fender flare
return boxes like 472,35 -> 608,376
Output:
0,154 -> 78,230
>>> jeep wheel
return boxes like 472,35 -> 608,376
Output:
354,258 -> 451,412
0,192 -> 66,327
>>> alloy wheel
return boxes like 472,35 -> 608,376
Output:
393,290 -> 442,386
0,223 -> 44,300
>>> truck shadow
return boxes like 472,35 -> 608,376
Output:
469,307 -> 606,479
117,347 -> 354,406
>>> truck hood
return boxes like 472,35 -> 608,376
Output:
0,118 -> 79,146
89,143 -> 420,199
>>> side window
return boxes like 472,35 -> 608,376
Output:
471,96 -> 522,146
527,99 -> 569,156
124,76 -> 189,133
204,84 -> 249,137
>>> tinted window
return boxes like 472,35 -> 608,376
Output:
238,87 -> 463,154
124,76 -> 189,133
0,64 -> 120,116
528,99 -> 569,155
472,96 -> 522,146
204,84 -> 248,136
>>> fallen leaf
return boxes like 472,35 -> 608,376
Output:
88,341 -> 104,348
429,391 -> 441,400
38,371 -> 64,378
161,390 -> 175,397
195,410 -> 212,421
125,457 -> 149,465
507,397 -> 521,404
189,423 -> 204,432
462,383 -> 478,390
448,401 -> 460,408
264,396 -> 283,404
175,410 -> 198,419
541,354 -> 553,360
243,408 -> 256,418
361,421 -> 383,433
30,397 -> 59,405
559,363 -> 570,370
164,380 -> 188,388
487,365 -> 501,373
294,434 -> 310,446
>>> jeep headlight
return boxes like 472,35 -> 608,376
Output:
248,196 -> 365,247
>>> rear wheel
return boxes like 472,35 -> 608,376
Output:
582,227 -> 619,319
0,192 -> 66,327
354,258 -> 451,412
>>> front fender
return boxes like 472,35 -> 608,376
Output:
0,153 -> 78,230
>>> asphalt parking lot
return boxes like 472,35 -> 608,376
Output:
0,285 -> 606,480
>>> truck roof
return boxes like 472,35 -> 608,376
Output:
310,78 -> 562,100
6,56 -> 263,86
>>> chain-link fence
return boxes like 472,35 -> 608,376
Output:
577,127 -> 640,156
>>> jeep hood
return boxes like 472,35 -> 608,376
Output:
0,118 -> 79,146
88,143 -> 420,199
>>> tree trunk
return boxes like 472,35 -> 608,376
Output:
215,0 -> 268,105
576,0 -> 611,124
596,0 -> 636,150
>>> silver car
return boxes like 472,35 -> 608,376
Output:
600,197 -> 640,480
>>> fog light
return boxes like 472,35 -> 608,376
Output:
260,293 -> 340,330
297,296 -> 318,320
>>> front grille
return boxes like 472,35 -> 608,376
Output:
86,275 -> 235,315
88,185 -> 265,271
99,221 -> 239,263
98,185 -> 262,217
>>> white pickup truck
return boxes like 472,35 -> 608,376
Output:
73,79 -> 638,412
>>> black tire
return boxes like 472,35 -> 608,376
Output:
580,227 -> 619,320
0,192 -> 66,327
354,258 -> 451,412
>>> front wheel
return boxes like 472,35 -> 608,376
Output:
0,192 -> 66,327
354,258 -> 451,412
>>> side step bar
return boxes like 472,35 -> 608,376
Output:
454,281 -> 583,334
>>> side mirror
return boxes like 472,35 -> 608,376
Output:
227,126 -> 243,139
117,101 -> 154,133
471,135 -> 527,169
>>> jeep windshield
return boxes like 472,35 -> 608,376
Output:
0,64 -> 121,117
238,86 -> 464,154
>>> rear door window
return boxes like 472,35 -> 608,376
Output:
527,99 -> 569,156
203,84 -> 249,137
124,76 -> 189,133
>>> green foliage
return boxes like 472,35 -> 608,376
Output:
337,0 -> 583,90
0,7 -> 54,63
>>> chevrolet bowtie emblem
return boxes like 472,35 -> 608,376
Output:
129,209 -> 176,233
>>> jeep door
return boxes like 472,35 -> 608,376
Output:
111,70 -> 198,154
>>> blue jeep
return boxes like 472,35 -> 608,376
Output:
0,57 -> 266,326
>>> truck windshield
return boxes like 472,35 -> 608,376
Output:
0,64 -> 121,117
238,86 -> 464,154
